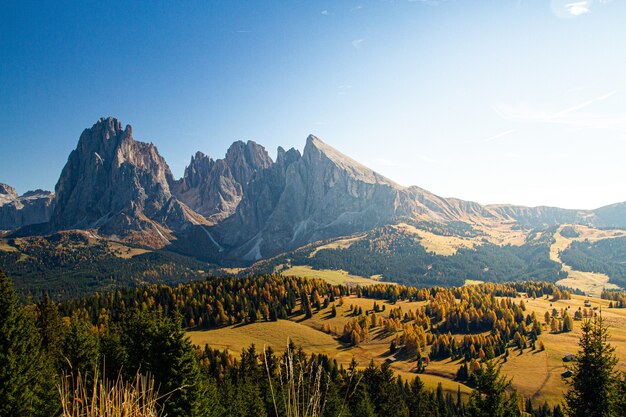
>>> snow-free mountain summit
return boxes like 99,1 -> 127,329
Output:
2,117 -> 626,264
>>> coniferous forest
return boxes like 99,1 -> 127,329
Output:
5,268 -> 626,417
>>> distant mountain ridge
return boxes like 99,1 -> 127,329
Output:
2,117 -> 625,264
0,183 -> 55,230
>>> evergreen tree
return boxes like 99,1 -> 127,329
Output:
565,315 -> 619,417
61,314 -> 99,376
363,361 -> 409,417
35,293 -> 66,369
466,360 -> 519,417
0,270 -> 55,417
121,312 -> 216,417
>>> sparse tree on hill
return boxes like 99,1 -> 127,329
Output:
565,314 -> 619,417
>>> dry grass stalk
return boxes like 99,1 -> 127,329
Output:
58,369 -> 162,417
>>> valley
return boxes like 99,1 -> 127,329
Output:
188,290 -> 626,406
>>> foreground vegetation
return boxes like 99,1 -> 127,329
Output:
4,268 -> 626,416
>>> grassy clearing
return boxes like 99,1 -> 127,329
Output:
188,320 -> 341,356
308,234 -> 366,257
188,295 -> 466,399
107,242 -> 151,259
280,265 -> 387,286
393,223 -> 477,256
551,225 -> 624,296
220,267 -> 247,274
0,239 -> 19,252
187,291 -> 626,406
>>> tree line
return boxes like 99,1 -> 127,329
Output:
2,269 -> 576,417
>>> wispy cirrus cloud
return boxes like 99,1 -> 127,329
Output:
552,0 -> 594,18
565,1 -> 591,16
337,85 -> 352,96
493,90 -> 623,129
351,38 -> 365,49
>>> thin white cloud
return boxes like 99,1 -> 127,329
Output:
350,5 -> 365,12
551,90 -> 617,118
337,85 -> 352,96
351,39 -> 365,49
321,9 -> 330,16
484,129 -> 516,143
565,1 -> 591,15
493,90 -> 623,129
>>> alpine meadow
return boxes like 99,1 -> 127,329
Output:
2,1 -> 626,416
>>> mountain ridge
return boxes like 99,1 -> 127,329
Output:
2,117 -> 626,264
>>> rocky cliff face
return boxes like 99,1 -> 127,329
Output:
170,141 -> 273,223
52,117 -> 204,246
217,136 -> 421,259
12,117 -> 626,260
0,184 -> 55,230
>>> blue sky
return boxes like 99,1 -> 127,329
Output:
1,0 -> 625,209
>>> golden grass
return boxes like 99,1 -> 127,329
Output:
474,221 -> 529,246
308,235 -> 366,257
550,225 -> 623,296
463,279 -> 484,286
107,242 -> 152,259
188,320 -> 341,356
281,265 -> 387,286
393,223 -> 477,256
499,294 -> 626,404
59,370 -> 161,417
187,292 -> 626,406
0,239 -> 19,252
221,267 -> 247,274
187,295 -> 466,399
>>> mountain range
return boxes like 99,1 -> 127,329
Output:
0,114 -> 626,297
2,117 -> 626,296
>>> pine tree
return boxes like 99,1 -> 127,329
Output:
121,312 -> 216,417
565,314 -> 620,417
466,360 -> 519,417
61,314 -> 99,376
36,294 -> 66,370
0,270 -> 55,417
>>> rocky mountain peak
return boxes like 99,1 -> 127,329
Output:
276,146 -> 301,166
303,134 -> 397,187
0,183 -> 55,230
224,140 -> 273,183
180,151 -> 215,190
0,183 -> 18,199
51,117 -> 200,245
171,140 -> 274,223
